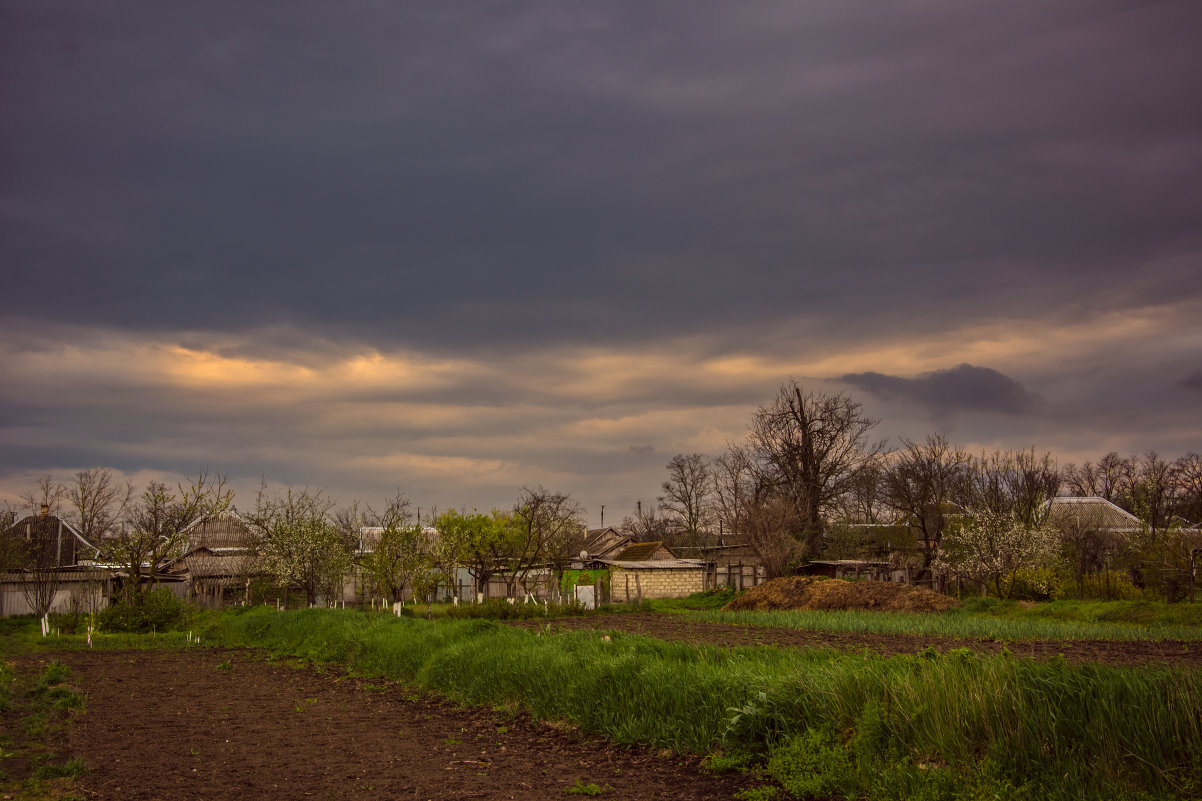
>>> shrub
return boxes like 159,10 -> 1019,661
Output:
97,587 -> 190,633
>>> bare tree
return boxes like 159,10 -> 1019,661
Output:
881,434 -> 969,584
103,471 -> 233,600
63,467 -> 133,545
746,380 -> 887,554
0,502 -> 23,575
509,487 -> 584,599
713,444 -> 800,578
1173,453 -> 1202,525
660,453 -> 715,549
619,500 -> 675,543
20,474 -> 64,517
1126,451 -> 1175,534
1055,502 -> 1124,591
832,459 -> 890,524
11,506 -> 77,626
961,448 -> 1060,528
1062,452 -> 1133,502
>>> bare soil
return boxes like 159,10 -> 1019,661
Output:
13,649 -> 752,801
507,613 -> 1202,668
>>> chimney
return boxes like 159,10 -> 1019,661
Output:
39,504 -> 50,517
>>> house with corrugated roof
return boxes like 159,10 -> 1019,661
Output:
174,509 -> 262,608
1,507 -> 109,616
1047,496 -> 1143,534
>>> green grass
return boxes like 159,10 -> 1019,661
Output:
206,606 -> 1201,800
686,603 -> 1202,642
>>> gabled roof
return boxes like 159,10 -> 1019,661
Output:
612,540 -> 675,561
9,513 -> 99,565
578,527 -> 632,559
181,509 -> 257,549
1048,496 -> 1142,531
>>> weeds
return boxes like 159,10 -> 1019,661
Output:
565,778 -> 610,795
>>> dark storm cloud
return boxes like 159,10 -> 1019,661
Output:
1180,371 -> 1202,392
3,1 -> 1202,356
842,364 -> 1038,417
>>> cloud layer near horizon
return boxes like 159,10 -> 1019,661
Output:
2,1 -> 1201,520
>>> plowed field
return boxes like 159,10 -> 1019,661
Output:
13,649 -> 751,801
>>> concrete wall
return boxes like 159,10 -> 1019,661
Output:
0,578 -> 107,617
611,567 -> 705,601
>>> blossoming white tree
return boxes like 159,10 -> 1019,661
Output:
936,511 -> 1060,598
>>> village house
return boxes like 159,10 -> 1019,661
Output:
0,506 -> 109,617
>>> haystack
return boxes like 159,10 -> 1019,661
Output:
723,576 -> 958,613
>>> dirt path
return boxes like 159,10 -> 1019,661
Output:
20,649 -> 751,801
507,613 -> 1202,668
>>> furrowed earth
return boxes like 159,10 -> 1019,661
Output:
10,648 -> 752,801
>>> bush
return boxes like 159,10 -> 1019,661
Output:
97,587 -> 190,633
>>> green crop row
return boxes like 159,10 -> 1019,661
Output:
684,603 -> 1202,642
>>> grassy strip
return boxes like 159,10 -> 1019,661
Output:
686,605 -> 1202,642
209,607 -> 1200,800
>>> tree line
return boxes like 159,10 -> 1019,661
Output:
619,379 -> 1202,601
4,378 -> 1201,607
1,470 -> 587,613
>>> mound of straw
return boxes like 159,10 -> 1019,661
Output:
723,576 -> 959,613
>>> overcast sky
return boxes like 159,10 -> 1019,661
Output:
3,1 -> 1200,525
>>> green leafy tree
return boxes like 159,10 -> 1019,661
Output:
432,508 -> 512,601
360,523 -> 431,603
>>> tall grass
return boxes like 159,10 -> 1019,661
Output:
210,607 -> 1201,800
687,606 -> 1202,641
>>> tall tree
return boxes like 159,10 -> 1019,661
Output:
1126,451 -> 1175,534
713,444 -> 800,578
881,434 -> 968,582
20,474 -> 63,517
660,453 -> 715,549
747,380 -> 886,554
63,467 -> 133,545
1173,453 -> 1202,525
1062,452 -> 1133,502
961,448 -> 1060,528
